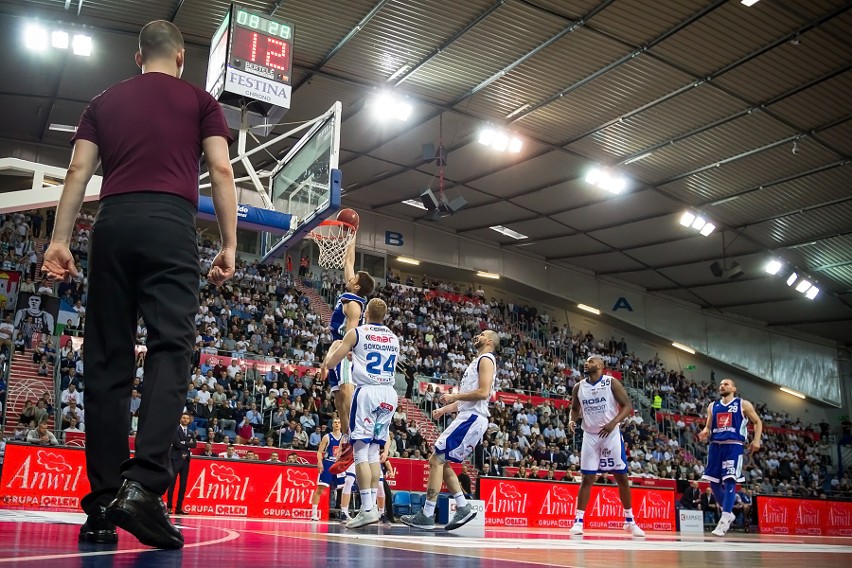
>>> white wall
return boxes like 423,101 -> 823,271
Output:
569,313 -> 841,424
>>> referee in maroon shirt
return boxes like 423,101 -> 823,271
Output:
43,21 -> 237,549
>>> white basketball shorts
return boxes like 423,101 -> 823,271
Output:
580,428 -> 628,475
434,412 -> 488,464
349,384 -> 398,445
329,357 -> 353,392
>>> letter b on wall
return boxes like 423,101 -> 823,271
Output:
385,231 -> 404,246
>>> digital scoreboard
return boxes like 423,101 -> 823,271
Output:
206,3 -> 295,116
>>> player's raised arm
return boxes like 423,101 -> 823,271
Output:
343,238 -> 356,281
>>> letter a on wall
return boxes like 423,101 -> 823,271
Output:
612,297 -> 634,312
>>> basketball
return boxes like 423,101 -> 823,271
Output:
337,208 -> 360,230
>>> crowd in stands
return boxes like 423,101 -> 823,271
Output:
1,209 -> 850,504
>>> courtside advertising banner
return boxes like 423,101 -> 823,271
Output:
185,445 -> 464,493
199,353 -> 318,378
479,477 -> 677,531
0,443 -> 328,519
756,495 -> 852,536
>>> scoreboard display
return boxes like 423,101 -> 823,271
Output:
206,3 -> 294,115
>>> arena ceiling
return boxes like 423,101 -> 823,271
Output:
1,0 -> 851,345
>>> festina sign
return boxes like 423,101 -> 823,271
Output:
225,68 -> 291,109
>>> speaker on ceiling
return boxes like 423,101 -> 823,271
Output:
709,261 -> 724,278
422,143 -> 435,162
723,262 -> 744,280
443,195 -> 467,214
419,189 -> 439,210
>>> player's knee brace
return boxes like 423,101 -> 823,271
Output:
368,444 -> 381,464
342,474 -> 356,495
353,440 -> 370,466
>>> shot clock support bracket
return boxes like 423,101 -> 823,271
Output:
237,108 -> 274,210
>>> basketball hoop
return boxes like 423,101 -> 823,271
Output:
307,219 -> 356,269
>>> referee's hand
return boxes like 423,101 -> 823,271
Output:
43,243 -> 78,282
208,248 -> 235,286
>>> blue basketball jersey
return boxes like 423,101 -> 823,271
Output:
329,292 -> 366,341
709,397 -> 748,444
323,432 -> 343,464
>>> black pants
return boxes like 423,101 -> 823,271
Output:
81,193 -> 199,514
167,457 -> 191,510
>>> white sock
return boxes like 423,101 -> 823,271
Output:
370,488 -> 377,505
422,500 -> 436,518
311,504 -> 318,517
722,511 -> 735,521
624,508 -> 634,522
359,489 -> 373,512
575,509 -> 584,523
453,491 -> 468,508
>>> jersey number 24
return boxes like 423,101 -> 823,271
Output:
365,352 -> 396,374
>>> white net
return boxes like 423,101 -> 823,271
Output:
307,220 -> 356,269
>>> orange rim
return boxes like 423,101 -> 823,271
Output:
308,219 -> 356,240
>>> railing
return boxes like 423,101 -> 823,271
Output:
0,343 -> 11,434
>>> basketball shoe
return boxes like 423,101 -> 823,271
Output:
346,508 -> 380,529
445,504 -> 476,530
401,511 -> 436,530
712,512 -> 734,537
568,520 -> 584,535
624,522 -> 646,537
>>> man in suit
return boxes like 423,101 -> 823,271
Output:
167,412 -> 196,514
680,480 -> 701,510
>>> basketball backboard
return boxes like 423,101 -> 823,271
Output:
260,101 -> 342,263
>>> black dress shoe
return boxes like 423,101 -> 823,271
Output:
79,505 -> 118,544
175,508 -> 187,515
105,480 -> 184,550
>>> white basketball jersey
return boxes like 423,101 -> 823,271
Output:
351,324 -> 400,386
577,375 -> 620,434
457,353 -> 497,418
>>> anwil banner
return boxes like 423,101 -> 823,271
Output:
756,495 -> 852,536
0,443 -> 328,519
479,477 -> 677,532
131,438 -> 463,493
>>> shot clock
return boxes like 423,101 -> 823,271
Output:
206,3 -> 295,116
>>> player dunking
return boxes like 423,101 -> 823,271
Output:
322,239 -> 375,472
568,356 -> 645,537
699,378 -> 762,536
401,330 -> 499,531
322,298 -> 398,528
310,417 -> 345,521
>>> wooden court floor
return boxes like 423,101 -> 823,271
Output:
0,509 -> 849,567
